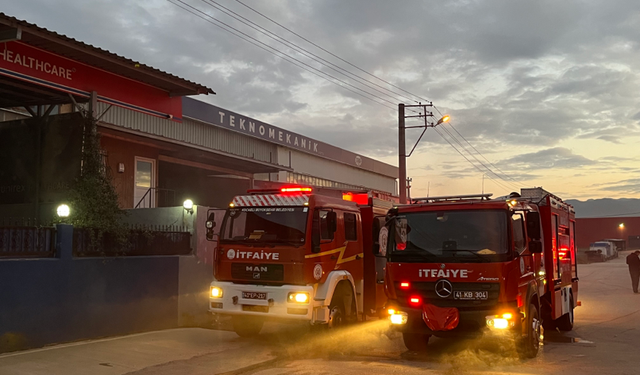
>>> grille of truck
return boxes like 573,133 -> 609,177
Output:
230,263 -> 284,282
396,281 -> 500,309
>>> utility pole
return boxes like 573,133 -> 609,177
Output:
398,104 -> 406,203
398,103 -> 449,204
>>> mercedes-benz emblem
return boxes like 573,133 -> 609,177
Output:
435,279 -> 453,298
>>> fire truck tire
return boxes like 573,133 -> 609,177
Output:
517,303 -> 541,359
402,333 -> 431,352
328,300 -> 346,329
232,316 -> 264,337
556,295 -> 574,331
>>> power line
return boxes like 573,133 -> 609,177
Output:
200,0 -> 422,105
234,0 -> 430,104
437,123 -> 520,191
168,0 -> 398,110
433,128 -> 515,192
171,0 -> 518,188
433,104 -> 526,187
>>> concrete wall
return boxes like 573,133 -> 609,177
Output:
0,224 -> 214,353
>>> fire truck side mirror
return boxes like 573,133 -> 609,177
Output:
526,211 -> 541,240
327,211 -> 338,234
528,239 -> 543,254
205,211 -> 217,241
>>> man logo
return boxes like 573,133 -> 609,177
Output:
227,249 -> 236,260
435,279 -> 453,298
253,272 -> 261,279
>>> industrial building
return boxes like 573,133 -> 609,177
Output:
0,13 -> 397,222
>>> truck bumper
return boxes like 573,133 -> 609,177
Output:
209,281 -> 317,322
389,305 -> 520,337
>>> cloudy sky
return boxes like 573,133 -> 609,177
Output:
6,0 -> 640,200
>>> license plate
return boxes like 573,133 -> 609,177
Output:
454,291 -> 488,300
242,291 -> 267,300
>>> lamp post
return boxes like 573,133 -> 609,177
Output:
398,103 -> 450,203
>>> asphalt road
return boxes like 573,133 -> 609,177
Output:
2,253 -> 639,375
230,252 -> 640,375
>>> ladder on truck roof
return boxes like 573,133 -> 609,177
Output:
410,193 -> 493,204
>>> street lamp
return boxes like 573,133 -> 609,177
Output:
398,102 -> 450,204
57,204 -> 70,218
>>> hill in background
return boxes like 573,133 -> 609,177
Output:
566,198 -> 640,218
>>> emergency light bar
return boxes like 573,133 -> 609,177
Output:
342,192 -> 369,205
280,187 -> 313,193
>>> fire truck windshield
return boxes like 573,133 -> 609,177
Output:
220,207 -> 308,245
391,209 -> 510,263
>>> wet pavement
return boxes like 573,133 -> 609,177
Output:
2,253 -> 639,374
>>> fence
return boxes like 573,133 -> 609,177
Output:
0,218 -> 54,258
73,225 -> 191,256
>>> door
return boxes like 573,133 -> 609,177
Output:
134,157 -> 156,208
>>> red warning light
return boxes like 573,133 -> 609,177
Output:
342,192 -> 369,205
396,243 -> 407,251
558,247 -> 569,260
409,296 -> 422,306
280,186 -> 313,193
400,282 -> 410,289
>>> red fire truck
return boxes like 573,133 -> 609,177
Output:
380,187 -> 578,358
205,186 -> 392,337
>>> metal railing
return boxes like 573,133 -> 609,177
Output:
0,218 -> 55,258
73,224 -> 191,256
134,188 -> 177,208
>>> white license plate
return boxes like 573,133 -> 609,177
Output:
242,291 -> 267,300
454,291 -> 488,300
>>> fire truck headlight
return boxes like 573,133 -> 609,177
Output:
390,311 -> 408,325
486,313 -> 515,329
492,318 -> 509,329
288,292 -> 310,304
211,287 -> 223,298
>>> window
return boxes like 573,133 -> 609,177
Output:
344,213 -> 358,241
317,210 -> 333,240
512,213 -> 526,254
373,216 -> 386,244
221,207 -> 309,243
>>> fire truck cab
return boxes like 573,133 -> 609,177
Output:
206,186 -> 392,337
380,187 -> 577,358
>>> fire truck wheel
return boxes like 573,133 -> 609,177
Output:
232,316 -> 264,337
328,301 -> 345,329
517,303 -> 541,359
402,333 -> 431,352
556,295 -> 574,331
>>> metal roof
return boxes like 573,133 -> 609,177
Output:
0,13 -> 215,97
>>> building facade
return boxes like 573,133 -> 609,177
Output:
0,13 -> 397,222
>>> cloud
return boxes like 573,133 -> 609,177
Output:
4,0 -> 640,199
589,178 -> 640,194
499,147 -> 596,170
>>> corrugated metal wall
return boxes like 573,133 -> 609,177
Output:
285,147 -> 396,193
97,103 -> 277,164
576,217 -> 640,250
95,104 -> 395,195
